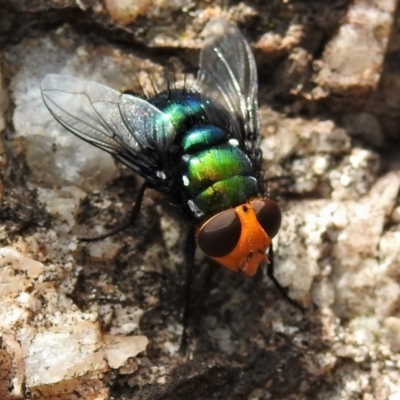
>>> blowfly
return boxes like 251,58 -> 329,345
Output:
41,18 -> 299,324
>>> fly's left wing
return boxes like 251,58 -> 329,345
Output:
196,18 -> 260,164
41,74 -> 177,187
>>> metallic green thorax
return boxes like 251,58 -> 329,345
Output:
151,91 -> 259,221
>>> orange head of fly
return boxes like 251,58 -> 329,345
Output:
197,199 -> 282,276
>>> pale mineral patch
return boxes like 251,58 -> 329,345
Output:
256,24 -> 304,53
348,316 -> 381,345
316,0 -> 397,94
37,186 -> 87,229
379,230 -> 400,277
0,245 -> 148,398
330,173 -> 400,318
87,238 -> 124,261
274,200 -> 328,304
9,27 -> 139,189
0,247 -> 44,298
275,171 -> 400,313
311,278 -> 335,309
383,317 -> 400,351
108,304 -> 145,335
103,334 -> 148,369
24,321 -> 107,388
105,0 -> 152,24
263,117 -> 350,161
330,147 -> 380,200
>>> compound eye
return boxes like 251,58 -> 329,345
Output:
197,209 -> 241,257
251,199 -> 281,238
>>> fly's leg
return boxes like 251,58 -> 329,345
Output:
180,226 -> 196,353
267,244 -> 304,311
80,181 -> 148,242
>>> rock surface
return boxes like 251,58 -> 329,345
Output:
1,0 -> 400,399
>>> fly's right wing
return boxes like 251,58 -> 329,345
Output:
41,74 -> 177,187
196,18 -> 260,164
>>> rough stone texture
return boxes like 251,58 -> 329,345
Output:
1,0 -> 400,399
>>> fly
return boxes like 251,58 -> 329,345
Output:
41,18 -> 302,345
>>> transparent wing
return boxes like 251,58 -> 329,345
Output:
41,74 -> 176,186
196,18 -> 260,157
